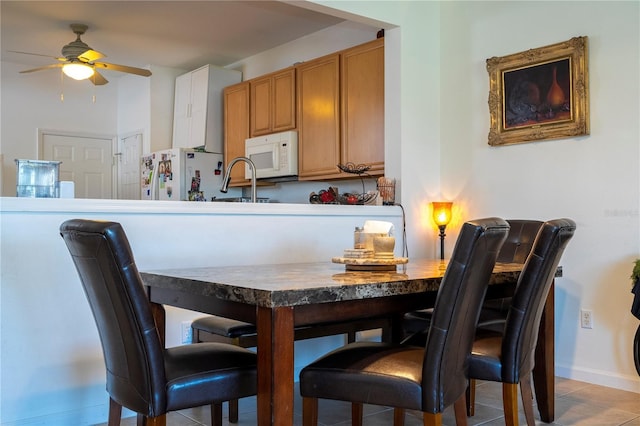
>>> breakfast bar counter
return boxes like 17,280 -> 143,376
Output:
0,197 -> 405,424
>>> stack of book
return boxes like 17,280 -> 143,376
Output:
343,248 -> 374,259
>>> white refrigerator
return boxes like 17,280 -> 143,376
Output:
141,148 -> 230,201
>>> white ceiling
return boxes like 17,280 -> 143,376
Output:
1,1 -> 370,76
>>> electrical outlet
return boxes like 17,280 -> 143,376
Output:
580,309 -> 593,329
181,321 -> 193,344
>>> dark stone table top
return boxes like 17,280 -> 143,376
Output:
141,259 -> 523,308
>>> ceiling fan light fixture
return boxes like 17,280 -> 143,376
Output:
62,63 -> 94,80
15,24 -> 150,85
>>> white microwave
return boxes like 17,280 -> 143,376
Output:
245,130 -> 298,179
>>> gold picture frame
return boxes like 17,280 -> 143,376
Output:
487,36 -> 589,146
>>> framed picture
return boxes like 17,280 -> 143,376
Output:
486,36 -> 589,146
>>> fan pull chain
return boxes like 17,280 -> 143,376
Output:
59,69 -> 64,102
91,72 -> 97,103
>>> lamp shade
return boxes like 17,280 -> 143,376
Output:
432,202 -> 453,227
62,63 -> 95,80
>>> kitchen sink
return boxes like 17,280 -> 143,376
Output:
210,197 -> 270,203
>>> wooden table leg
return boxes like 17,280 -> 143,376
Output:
533,281 -> 554,422
256,306 -> 295,426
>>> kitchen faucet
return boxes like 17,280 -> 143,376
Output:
220,156 -> 257,202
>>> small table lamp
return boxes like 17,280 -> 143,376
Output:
432,202 -> 453,260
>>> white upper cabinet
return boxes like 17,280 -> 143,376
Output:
172,64 -> 242,153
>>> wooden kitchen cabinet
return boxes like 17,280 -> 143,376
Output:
298,38 -> 384,180
296,53 -> 341,180
223,81 -> 251,186
250,67 -> 296,136
340,38 -> 385,175
222,38 -> 384,183
173,64 -> 242,153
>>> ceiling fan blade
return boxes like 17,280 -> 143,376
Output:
78,49 -> 105,63
94,62 -> 152,77
20,63 -> 64,74
9,50 -> 65,62
90,70 -> 109,86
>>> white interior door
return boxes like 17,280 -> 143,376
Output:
40,130 -> 115,199
118,133 -> 142,200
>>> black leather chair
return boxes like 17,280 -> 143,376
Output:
299,218 -> 510,426
59,219 -> 257,426
403,220 -> 543,337
473,220 -> 544,332
632,276 -> 640,376
468,218 -> 576,425
191,315 -> 391,422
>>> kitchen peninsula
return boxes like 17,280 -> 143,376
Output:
0,197 -> 404,423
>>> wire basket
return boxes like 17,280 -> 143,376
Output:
309,187 -> 377,205
337,192 -> 377,205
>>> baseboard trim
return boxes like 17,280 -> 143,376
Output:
556,363 -> 640,394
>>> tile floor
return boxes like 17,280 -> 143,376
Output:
100,377 -> 640,426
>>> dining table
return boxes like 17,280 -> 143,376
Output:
141,258 -> 557,426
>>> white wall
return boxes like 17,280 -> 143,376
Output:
149,65 -> 186,153
312,0 -> 640,393
440,0 -> 640,392
117,65 -> 186,154
117,72 -> 151,151
227,20 -> 377,79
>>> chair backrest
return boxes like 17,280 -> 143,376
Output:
497,220 -> 544,264
59,219 -> 166,416
501,218 -> 576,383
480,219 -> 544,314
422,217 -> 510,413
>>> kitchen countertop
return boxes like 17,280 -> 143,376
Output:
0,196 -> 400,217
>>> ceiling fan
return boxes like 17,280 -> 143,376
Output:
12,23 -> 152,85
